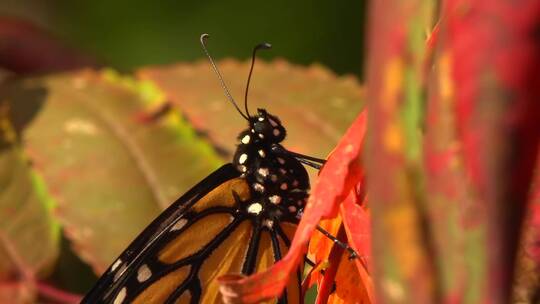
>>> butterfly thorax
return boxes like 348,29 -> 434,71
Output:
232,109 -> 309,225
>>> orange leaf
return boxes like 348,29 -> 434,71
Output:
327,250 -> 373,304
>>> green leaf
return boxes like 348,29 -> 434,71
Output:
0,81 -> 59,289
20,71 -> 223,273
0,147 -> 60,280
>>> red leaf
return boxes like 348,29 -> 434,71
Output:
363,0 -> 437,301
326,249 -> 373,304
0,17 -> 95,74
218,110 -> 367,303
446,0 -> 540,299
309,215 -> 342,268
314,203 -> 373,304
314,225 -> 347,304
527,181 -> 540,262
307,189 -> 374,304
341,192 -> 371,275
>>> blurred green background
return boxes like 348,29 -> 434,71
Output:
0,0 -> 366,77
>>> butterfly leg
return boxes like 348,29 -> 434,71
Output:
293,211 -> 359,260
270,144 -> 326,170
304,257 -> 316,267
272,146 -> 361,259
315,225 -> 359,260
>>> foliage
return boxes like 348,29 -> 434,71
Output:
0,18 -> 362,303
1,0 -> 540,301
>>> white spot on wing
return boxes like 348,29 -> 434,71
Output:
280,183 -> 288,190
113,287 -> 127,304
114,264 -> 128,281
289,206 -> 297,212
241,135 -> 251,144
273,128 -> 280,136
248,203 -> 263,214
137,264 -> 152,282
269,118 -> 278,127
258,149 -> 266,157
111,259 -> 122,272
277,157 -> 285,165
170,218 -> 188,231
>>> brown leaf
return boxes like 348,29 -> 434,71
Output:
138,59 -> 363,163
16,70 -> 223,274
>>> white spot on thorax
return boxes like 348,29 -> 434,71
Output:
258,149 -> 266,157
269,195 -> 281,205
137,264 -> 152,282
253,183 -> 265,193
258,133 -> 264,139
248,203 -> 263,214
170,218 -> 188,231
258,117 -> 265,121
241,135 -> 251,144
239,154 -> 248,164
264,219 -> 274,228
113,287 -> 127,304
258,168 -> 269,177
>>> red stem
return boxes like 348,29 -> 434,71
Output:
314,225 -> 348,304
36,282 -> 82,304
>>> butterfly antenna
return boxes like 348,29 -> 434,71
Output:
244,42 -> 271,118
200,34 -> 249,120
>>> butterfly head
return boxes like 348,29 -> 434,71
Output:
249,109 -> 286,144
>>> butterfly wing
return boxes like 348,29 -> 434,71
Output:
82,163 -> 301,304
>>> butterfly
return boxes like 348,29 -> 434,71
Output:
81,34 -> 327,304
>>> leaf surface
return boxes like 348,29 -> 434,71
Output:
17,70 -> 223,274
0,85 -> 59,301
138,59 -> 363,162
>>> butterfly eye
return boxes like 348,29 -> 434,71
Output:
254,120 -> 272,135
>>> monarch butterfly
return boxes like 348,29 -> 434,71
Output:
81,34 -> 329,304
